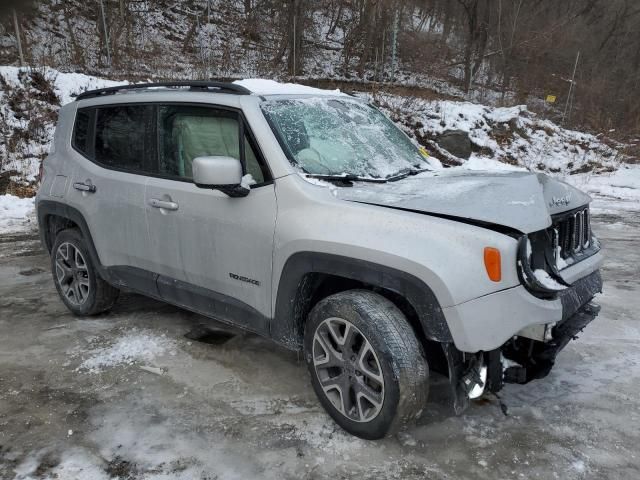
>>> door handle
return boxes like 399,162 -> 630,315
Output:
73,182 -> 96,193
149,198 -> 179,211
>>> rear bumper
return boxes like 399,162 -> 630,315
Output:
443,266 -> 603,353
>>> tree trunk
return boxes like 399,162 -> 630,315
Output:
463,40 -> 473,92
328,3 -> 343,36
287,0 -> 304,77
358,1 -> 377,77
460,0 -> 479,92
63,5 -> 83,67
440,0 -> 453,52
471,0 -> 491,83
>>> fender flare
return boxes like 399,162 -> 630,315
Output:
37,200 -> 111,281
271,251 -> 453,349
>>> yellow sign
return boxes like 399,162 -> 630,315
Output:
546,95 -> 557,103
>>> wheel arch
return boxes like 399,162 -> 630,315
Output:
37,200 -> 107,279
271,252 -> 453,352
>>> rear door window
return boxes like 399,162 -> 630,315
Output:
94,105 -> 154,173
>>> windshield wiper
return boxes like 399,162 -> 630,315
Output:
386,167 -> 431,182
303,173 -> 388,185
304,167 -> 430,186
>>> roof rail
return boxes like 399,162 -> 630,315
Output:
75,81 -> 251,101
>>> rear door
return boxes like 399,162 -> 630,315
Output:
66,103 -> 156,292
144,104 -> 276,333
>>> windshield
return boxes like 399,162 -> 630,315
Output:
261,97 -> 430,179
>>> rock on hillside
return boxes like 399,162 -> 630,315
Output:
375,93 -> 624,175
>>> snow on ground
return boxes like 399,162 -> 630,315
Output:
460,154 -> 525,172
76,330 -> 177,373
564,164 -> 640,212
1,208 -> 639,479
15,448 -> 112,480
0,194 -> 35,234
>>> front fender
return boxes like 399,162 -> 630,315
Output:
271,251 -> 453,349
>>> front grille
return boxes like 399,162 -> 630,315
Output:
519,206 -> 599,296
552,207 -> 591,260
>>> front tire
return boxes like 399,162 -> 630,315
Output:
51,229 -> 119,316
304,290 -> 429,439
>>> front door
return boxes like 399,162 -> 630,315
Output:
144,104 -> 276,334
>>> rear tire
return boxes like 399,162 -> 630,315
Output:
51,229 -> 119,316
304,290 -> 429,439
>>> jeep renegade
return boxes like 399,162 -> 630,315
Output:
36,80 -> 603,439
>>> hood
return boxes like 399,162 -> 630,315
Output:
335,170 -> 591,234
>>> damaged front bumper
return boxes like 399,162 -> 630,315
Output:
443,269 -> 602,414
497,300 -> 601,386
490,270 -> 602,391
443,255 -> 603,353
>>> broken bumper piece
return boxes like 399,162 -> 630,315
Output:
502,301 -> 601,385
444,270 -> 601,414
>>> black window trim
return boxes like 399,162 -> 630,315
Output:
155,104 -> 242,184
72,102 -> 157,179
259,101 -> 300,169
71,101 -> 274,188
71,107 -> 95,158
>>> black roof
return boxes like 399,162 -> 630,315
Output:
75,81 -> 251,101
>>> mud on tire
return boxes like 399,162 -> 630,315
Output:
51,228 -> 119,316
304,289 -> 429,439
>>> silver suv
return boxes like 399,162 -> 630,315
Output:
36,81 -> 603,439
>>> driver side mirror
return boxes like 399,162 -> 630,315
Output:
192,156 -> 249,198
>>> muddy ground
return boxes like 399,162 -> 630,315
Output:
1,208 -> 639,480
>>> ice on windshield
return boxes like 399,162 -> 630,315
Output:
261,97 -> 430,178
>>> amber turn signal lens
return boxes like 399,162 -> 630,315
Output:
484,247 -> 502,282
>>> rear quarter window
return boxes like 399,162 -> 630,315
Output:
72,108 -> 91,155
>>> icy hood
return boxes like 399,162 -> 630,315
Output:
335,170 -> 591,234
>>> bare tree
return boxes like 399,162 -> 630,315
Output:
456,0 -> 492,92
3,0 -> 640,134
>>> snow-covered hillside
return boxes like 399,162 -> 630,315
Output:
0,66 -> 125,188
1,66 -> 627,182
0,65 -> 638,234
374,93 -> 624,175
0,0 -> 350,80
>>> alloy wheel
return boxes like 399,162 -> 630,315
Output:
312,317 -> 385,422
55,242 -> 90,306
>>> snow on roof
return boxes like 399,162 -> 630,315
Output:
233,78 -> 344,96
